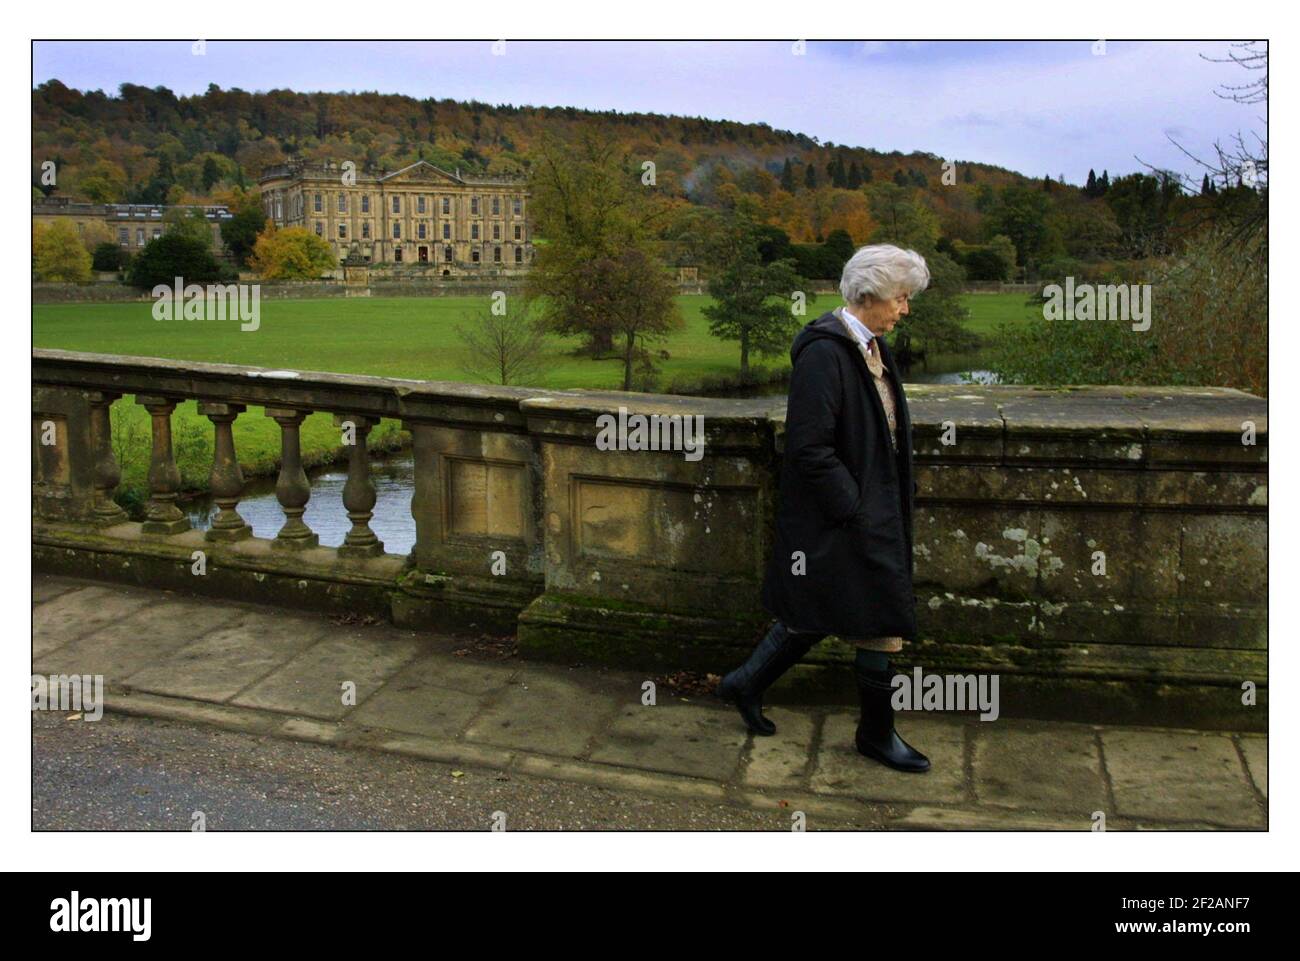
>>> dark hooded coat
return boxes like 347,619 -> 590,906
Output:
760,309 -> 918,640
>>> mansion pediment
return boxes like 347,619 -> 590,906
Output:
380,161 -> 463,185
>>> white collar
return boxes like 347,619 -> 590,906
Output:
837,305 -> 876,348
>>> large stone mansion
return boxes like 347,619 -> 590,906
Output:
257,159 -> 532,274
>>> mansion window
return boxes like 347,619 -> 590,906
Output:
515,246 -> 523,263
442,223 -> 450,239
315,222 -> 323,236
493,246 -> 501,263
514,225 -> 522,240
118,228 -> 128,246
471,250 -> 480,263
392,196 -> 401,214
470,197 -> 479,215
362,222 -> 370,239
136,228 -> 144,246
153,229 -> 161,240
471,224 -> 479,240
512,198 -> 522,216
491,197 -> 500,216
395,248 -> 402,262
418,223 -> 427,239
444,246 -> 452,263
492,224 -> 500,240
314,193 -> 322,213
338,193 -> 347,213
361,195 -> 370,213
417,196 -> 426,214
338,224 -> 347,239
442,197 -> 450,214
393,223 -> 401,239
275,197 -> 283,219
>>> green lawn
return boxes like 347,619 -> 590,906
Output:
34,294 -> 745,391
33,292 -> 1036,497
33,292 -> 1037,388
959,290 -> 1041,337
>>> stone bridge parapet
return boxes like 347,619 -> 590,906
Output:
32,349 -> 1267,728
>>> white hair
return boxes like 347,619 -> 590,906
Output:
839,244 -> 931,306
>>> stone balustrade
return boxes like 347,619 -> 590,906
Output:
32,349 -> 1268,729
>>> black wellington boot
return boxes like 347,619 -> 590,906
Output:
716,622 -> 815,736
854,664 -> 931,772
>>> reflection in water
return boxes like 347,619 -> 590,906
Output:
184,361 -> 998,556
186,457 -> 417,556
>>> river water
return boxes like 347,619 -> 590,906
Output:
184,364 -> 998,555
185,457 -> 418,555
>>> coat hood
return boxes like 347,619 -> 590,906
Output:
790,309 -> 858,366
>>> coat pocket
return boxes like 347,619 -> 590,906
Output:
842,508 -> 908,573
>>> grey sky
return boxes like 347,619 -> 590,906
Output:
32,39 -> 1264,185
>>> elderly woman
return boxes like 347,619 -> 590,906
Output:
718,244 -> 931,772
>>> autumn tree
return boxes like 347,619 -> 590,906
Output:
524,131 -> 675,357
249,226 -> 335,279
576,246 -> 682,391
33,221 -> 92,282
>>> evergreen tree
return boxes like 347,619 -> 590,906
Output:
1085,169 -> 1098,197
701,209 -> 809,381
780,158 -> 796,192
201,156 -> 221,191
847,161 -> 863,189
805,163 -> 818,189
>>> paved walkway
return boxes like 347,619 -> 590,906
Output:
32,575 -> 1267,830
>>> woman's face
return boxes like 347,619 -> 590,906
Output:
858,291 -> 911,335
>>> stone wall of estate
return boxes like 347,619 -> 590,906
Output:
32,349 -> 1267,729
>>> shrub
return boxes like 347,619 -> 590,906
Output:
126,232 -> 223,290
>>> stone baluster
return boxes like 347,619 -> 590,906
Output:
265,407 -> 318,550
334,413 -> 384,558
198,401 -> 252,542
135,395 -> 191,535
87,390 -> 127,527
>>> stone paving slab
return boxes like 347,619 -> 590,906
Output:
350,654 -> 516,740
1102,729 -> 1264,827
32,576 -> 83,605
124,610 -> 329,702
743,707 -> 817,790
33,585 -> 155,658
232,629 -> 426,720
31,576 -> 1270,830
463,673 -> 623,758
812,713 -> 967,803
588,702 -> 749,780
34,594 -> 246,682
1239,736 -> 1267,798
972,723 -> 1106,814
